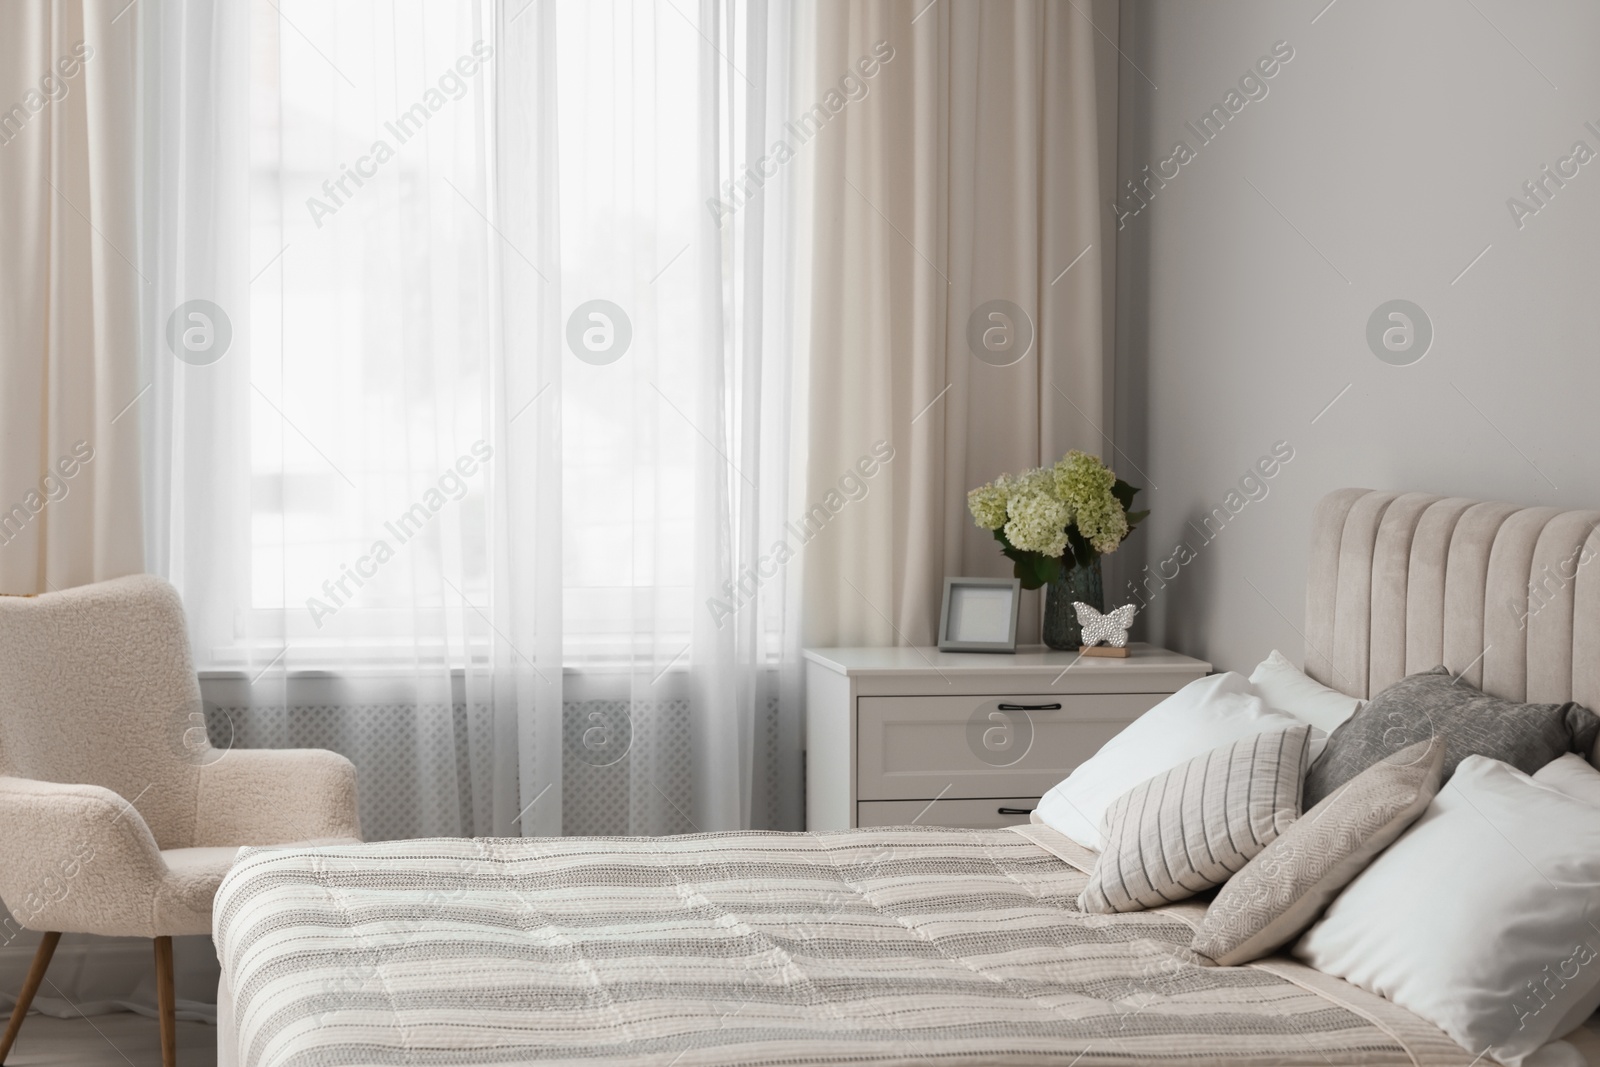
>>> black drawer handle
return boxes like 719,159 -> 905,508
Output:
997,807 -> 1035,816
996,702 -> 1061,711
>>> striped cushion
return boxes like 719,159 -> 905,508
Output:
1079,725 -> 1313,913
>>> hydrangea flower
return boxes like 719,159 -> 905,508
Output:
1003,489 -> 1070,557
967,476 -> 1011,530
969,451 -> 1138,574
1053,450 -> 1114,512
1012,466 -> 1057,498
1075,495 -> 1129,554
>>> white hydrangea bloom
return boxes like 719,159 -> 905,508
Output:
1076,496 -> 1129,554
968,451 -> 1135,563
967,477 -> 1011,531
1003,490 -> 1070,557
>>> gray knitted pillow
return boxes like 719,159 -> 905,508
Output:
1303,667 -> 1600,807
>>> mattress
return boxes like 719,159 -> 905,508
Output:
214,824 -> 1484,1067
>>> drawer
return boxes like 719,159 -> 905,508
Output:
857,796 -> 1039,830
856,692 -> 1161,801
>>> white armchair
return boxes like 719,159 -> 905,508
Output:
0,575 -> 360,1066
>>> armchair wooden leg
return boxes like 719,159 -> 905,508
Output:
154,936 -> 176,1067
0,931 -> 61,1064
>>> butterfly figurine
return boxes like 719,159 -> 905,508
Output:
1073,602 -> 1137,647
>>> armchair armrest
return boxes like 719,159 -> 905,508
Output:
194,748 -> 361,847
0,777 -> 172,937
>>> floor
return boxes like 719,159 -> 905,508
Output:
5,1012 -> 216,1066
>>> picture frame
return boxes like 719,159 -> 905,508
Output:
937,577 -> 1021,653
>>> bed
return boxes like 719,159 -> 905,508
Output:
213,489 -> 1600,1067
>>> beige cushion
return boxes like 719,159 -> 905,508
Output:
1191,737 -> 1444,966
1079,725 -> 1311,914
156,842 -> 358,935
156,847 -> 243,935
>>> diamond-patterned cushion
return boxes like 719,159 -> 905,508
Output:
1191,736 -> 1444,965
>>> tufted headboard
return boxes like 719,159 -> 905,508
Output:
1304,488 -> 1600,709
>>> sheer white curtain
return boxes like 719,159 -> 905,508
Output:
498,0 -> 808,836
143,0 -> 501,841
140,0 -> 808,843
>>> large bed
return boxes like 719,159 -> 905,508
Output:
212,490 -> 1600,1067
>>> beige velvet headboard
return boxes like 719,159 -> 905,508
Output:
1304,488 -> 1600,709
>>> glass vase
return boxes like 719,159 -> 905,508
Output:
1042,556 -> 1104,651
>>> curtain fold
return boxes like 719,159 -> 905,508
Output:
488,0 -> 565,839
0,0 -> 144,595
803,0 -> 1114,648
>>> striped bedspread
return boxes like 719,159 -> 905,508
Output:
214,825 -> 1476,1067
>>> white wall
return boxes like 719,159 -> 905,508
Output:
1112,0 -> 1600,674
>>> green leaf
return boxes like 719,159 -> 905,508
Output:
1104,479 -> 1148,548
1007,549 -> 1060,590
992,530 -> 1059,589
1022,556 -> 1060,590
1063,527 -> 1096,570
1111,478 -> 1141,513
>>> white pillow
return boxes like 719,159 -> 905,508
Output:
1293,756 -> 1600,1067
1249,649 -> 1362,734
1034,672 -> 1305,850
1534,752 -> 1600,807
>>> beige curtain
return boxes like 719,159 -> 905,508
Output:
0,1 -> 143,595
803,0 -> 1118,647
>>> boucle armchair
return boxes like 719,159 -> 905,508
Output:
0,575 -> 360,1066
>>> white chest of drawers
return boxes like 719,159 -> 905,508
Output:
802,643 -> 1211,831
